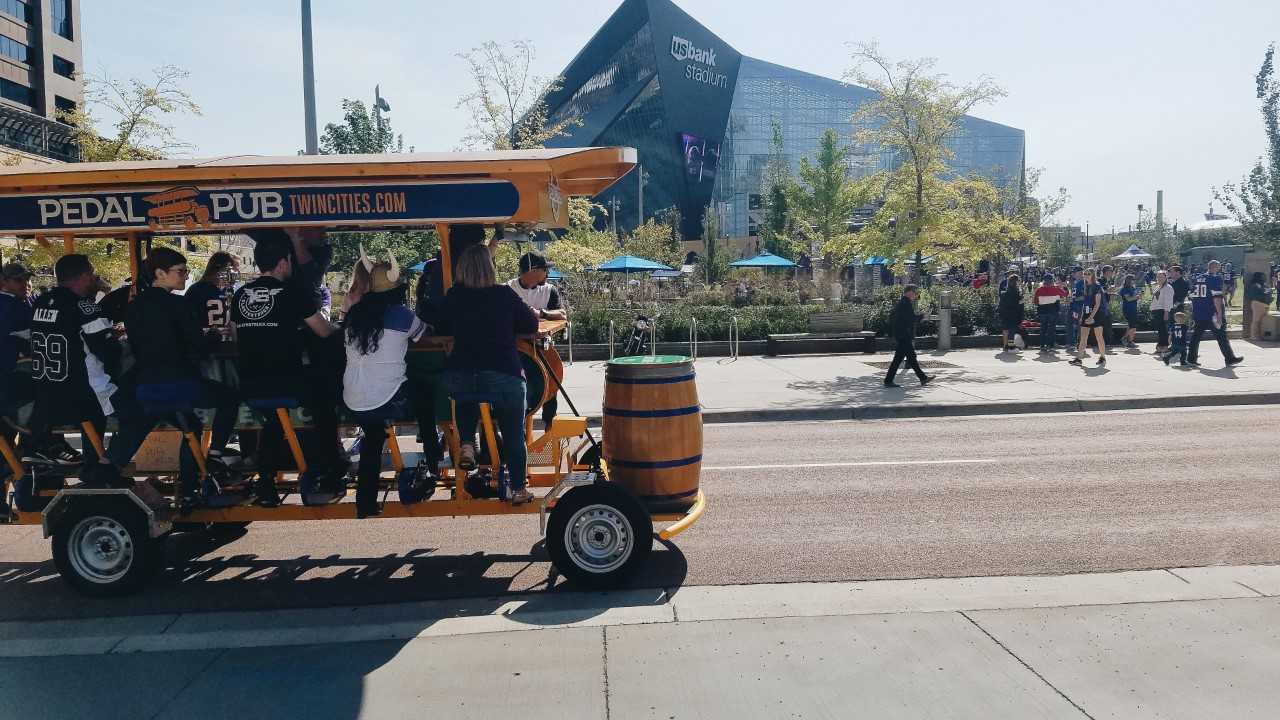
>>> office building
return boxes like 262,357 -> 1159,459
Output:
0,0 -> 81,163
543,0 -> 1025,247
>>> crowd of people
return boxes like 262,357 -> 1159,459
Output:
987,260 -> 1250,369
0,225 -> 565,519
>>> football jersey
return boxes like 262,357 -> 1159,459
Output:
29,287 -> 120,418
184,280 -> 230,333
1189,273 -> 1222,322
1170,323 -> 1188,345
231,276 -> 317,396
1071,279 -> 1085,312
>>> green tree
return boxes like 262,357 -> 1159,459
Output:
457,40 -> 579,150
1216,43 -> 1280,253
791,129 -> 862,257
760,121 -> 800,259
700,205 -> 730,283
320,98 -> 403,155
621,219 -> 683,268
1040,229 -> 1079,269
319,98 -> 435,270
59,65 -> 201,162
845,43 -> 1005,274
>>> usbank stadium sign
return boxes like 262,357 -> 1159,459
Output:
0,180 -> 521,234
671,35 -> 728,90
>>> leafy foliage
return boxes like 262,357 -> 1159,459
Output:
1216,43 -> 1280,253
621,219 -> 683,268
320,99 -> 403,155
59,65 -> 201,162
457,40 -> 578,150
791,129 -> 863,255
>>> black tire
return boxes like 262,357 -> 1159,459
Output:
51,497 -> 162,597
546,483 -> 653,589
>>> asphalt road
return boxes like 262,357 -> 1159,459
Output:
3,405 -> 1279,621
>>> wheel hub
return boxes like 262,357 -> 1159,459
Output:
565,505 -> 632,574
69,517 -> 135,584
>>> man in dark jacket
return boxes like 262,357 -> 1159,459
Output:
884,285 -> 934,388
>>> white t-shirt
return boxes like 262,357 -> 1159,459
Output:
506,278 -> 559,312
342,304 -> 426,412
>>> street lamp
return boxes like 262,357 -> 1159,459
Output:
300,0 -> 319,155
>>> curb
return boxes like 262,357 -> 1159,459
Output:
581,392 -> 1280,425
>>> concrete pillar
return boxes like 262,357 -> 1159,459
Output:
938,308 -> 953,352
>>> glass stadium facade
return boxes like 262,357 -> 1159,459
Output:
543,0 -> 1026,242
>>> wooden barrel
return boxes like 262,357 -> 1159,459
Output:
602,355 -> 702,512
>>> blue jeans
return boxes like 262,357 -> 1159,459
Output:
1038,312 -> 1058,348
445,370 -> 528,492
1068,313 -> 1081,347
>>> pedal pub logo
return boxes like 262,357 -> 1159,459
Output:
0,180 -> 522,234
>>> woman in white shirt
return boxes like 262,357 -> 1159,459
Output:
1150,270 -> 1175,352
342,251 -> 425,518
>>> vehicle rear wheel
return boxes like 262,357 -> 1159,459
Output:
51,499 -> 161,597
546,483 -> 652,589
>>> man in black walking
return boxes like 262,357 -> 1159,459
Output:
884,285 -> 935,388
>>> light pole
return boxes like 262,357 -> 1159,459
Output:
300,0 -> 319,155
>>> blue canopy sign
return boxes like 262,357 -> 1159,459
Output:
0,179 -> 521,234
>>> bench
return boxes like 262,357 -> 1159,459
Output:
766,312 -> 877,356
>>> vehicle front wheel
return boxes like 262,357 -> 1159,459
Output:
546,483 -> 652,589
51,499 -> 161,597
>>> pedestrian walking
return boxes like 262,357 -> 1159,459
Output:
1245,271 -> 1270,340
1187,260 -> 1244,368
1070,268 -> 1107,367
1162,312 -> 1190,366
999,273 -> 1026,352
884,285 -> 934,388
1033,274 -> 1067,350
1225,262 -> 1239,307
1150,270 -> 1174,351
1119,274 -> 1140,349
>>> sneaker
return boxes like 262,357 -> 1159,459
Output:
22,445 -> 82,466
1068,358 -> 1083,366
508,488 -> 534,506
207,448 -> 244,467
1226,356 -> 1244,366
1014,335 -> 1026,350
920,375 -> 935,387
1096,356 -> 1106,367
1185,360 -> 1201,368
253,478 -> 282,507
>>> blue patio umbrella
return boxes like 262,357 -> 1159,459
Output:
408,260 -> 428,272
593,255 -> 673,273
730,251 -> 798,269
853,256 -> 891,266
547,267 -> 564,281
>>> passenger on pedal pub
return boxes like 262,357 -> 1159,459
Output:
26,255 -> 142,482
231,232 -> 343,507
122,247 -> 223,507
182,251 -> 243,466
507,251 -> 565,430
436,245 -> 538,506
342,249 -> 427,518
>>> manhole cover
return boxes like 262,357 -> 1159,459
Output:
863,360 -> 960,370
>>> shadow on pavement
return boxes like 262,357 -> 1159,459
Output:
0,528 -> 689,623
780,367 -> 1029,408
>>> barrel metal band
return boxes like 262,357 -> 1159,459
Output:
607,454 -> 702,470
606,373 -> 696,385
638,487 -> 700,502
602,405 -> 700,419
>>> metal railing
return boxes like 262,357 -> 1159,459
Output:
729,316 -> 741,359
566,321 -> 573,364
689,317 -> 699,360
650,319 -> 657,357
608,320 -> 616,361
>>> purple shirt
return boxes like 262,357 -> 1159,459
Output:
436,285 -> 538,379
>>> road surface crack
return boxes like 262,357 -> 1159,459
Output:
960,611 -> 1097,720
601,626 -> 612,720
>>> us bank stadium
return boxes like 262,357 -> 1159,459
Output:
544,0 -> 1026,252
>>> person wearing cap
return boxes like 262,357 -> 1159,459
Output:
342,249 -> 427,518
508,251 -> 565,429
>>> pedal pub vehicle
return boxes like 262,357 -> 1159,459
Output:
0,148 -> 706,595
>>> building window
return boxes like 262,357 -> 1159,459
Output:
748,193 -> 762,211
0,34 -> 29,64
748,221 -> 760,237
51,0 -> 71,39
54,95 -> 75,118
0,0 -> 32,24
0,76 -> 33,106
52,55 -> 75,79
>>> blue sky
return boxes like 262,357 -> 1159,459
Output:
85,0 -> 1279,233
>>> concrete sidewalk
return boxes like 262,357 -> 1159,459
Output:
561,340 -> 1280,422
5,564 -> 1280,718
